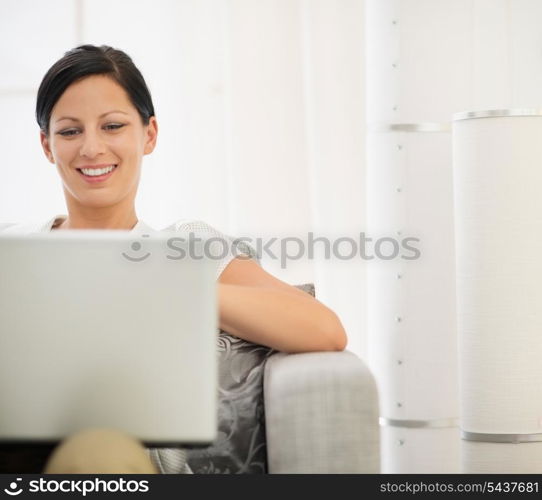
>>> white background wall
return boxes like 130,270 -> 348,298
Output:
0,0 -> 367,358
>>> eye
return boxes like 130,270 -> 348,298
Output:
104,123 -> 125,131
58,128 -> 80,137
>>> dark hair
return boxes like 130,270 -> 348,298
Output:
36,44 -> 155,136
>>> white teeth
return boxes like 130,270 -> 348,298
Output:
80,165 -> 116,176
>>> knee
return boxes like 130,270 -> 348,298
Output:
43,428 -> 157,474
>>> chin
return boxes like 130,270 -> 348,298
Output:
68,190 -> 122,210
63,180 -> 138,209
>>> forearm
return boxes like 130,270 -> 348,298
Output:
218,283 -> 347,353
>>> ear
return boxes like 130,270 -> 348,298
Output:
143,116 -> 158,155
40,131 -> 55,164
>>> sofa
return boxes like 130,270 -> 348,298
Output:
181,285 -> 380,474
263,349 -> 380,473
0,225 -> 380,473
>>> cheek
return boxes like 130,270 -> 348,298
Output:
111,135 -> 145,160
52,142 -> 78,164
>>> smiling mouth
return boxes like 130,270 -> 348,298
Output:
76,165 -> 118,182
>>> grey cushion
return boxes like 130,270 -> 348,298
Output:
186,283 -> 315,474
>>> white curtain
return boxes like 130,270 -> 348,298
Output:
0,0 -> 367,358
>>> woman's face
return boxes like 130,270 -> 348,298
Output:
40,74 -> 157,210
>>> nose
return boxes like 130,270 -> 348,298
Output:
79,129 -> 106,159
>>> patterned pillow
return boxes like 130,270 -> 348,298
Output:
186,283 -> 315,474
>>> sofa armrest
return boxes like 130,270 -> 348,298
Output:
263,350 -> 380,473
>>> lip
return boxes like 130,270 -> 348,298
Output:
76,163 -> 117,169
76,164 -> 118,184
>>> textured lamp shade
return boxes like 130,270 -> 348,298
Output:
366,0 -> 542,472
453,110 -> 542,440
366,131 -> 458,421
365,0 -> 461,473
383,427 -> 460,473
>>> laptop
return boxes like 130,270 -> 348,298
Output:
0,230 -> 217,447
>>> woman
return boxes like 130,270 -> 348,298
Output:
1,44 -> 346,473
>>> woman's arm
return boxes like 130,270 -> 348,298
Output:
217,257 -> 347,353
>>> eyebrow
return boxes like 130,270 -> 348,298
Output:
55,110 -> 129,123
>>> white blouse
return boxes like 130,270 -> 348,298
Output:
0,214 -> 254,280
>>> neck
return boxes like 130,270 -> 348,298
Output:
56,202 -> 138,231
57,214 -> 138,231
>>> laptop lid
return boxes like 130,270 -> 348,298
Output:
0,230 -> 217,447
